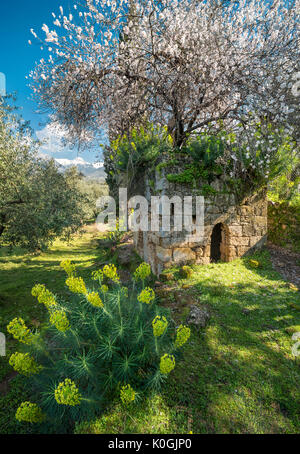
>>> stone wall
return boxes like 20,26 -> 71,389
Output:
131,155 -> 268,275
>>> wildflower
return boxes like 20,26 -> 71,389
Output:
103,264 -> 120,283
16,402 -> 45,424
7,318 -> 34,345
180,266 -> 193,279
9,352 -> 43,376
55,379 -> 82,406
138,287 -> 155,305
160,354 -> 176,374
152,316 -> 168,337
101,284 -> 109,293
175,325 -> 191,348
249,259 -> 260,268
50,311 -> 70,332
31,284 -> 46,298
60,260 -> 76,276
134,262 -> 151,281
92,269 -> 104,282
66,276 -> 87,294
87,292 -> 104,308
120,384 -> 135,405
36,288 -> 57,308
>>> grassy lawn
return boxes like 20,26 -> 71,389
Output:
1,231 -> 300,434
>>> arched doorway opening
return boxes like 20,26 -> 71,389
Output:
210,223 -> 229,262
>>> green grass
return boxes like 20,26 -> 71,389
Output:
1,233 -> 300,434
0,226 -> 106,433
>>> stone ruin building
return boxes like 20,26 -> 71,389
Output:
126,154 -> 268,275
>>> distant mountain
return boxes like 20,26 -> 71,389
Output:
55,157 -> 106,180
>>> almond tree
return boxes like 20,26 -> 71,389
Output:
29,0 -> 299,151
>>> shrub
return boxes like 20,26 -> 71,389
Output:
180,266 -> 194,279
7,262 -> 190,430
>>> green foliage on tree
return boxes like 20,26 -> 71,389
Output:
0,100 -> 87,250
104,123 -> 173,197
77,177 -> 108,221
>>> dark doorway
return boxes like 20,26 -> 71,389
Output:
210,223 -> 223,262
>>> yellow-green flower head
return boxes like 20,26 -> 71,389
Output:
134,262 -> 151,281
31,284 -> 46,298
16,402 -> 45,424
55,379 -> 82,406
60,260 -> 76,277
101,284 -> 109,294
66,276 -> 87,295
50,311 -> 70,332
175,325 -> 191,348
7,318 -> 34,345
249,259 -> 260,268
121,286 -> 128,298
92,269 -> 104,282
87,292 -> 104,308
37,288 -> 57,308
9,352 -> 43,376
152,316 -> 168,337
138,287 -> 155,305
120,384 -> 136,406
103,264 -> 120,283
160,354 -> 176,374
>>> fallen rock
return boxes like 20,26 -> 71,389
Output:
186,305 -> 210,329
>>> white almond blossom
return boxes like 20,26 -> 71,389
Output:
29,0 -> 299,148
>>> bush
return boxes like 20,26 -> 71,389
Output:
7,261 -> 190,431
268,200 -> 300,253
104,123 -> 173,197
180,266 -> 194,279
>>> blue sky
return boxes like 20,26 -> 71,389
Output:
0,0 -> 101,163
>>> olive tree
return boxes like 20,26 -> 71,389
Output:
0,101 -> 86,250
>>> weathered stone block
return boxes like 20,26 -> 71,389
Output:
240,206 -> 253,216
148,232 -> 161,245
156,246 -> 172,263
229,236 -> 250,246
242,224 -> 255,236
161,232 -> 190,248
173,248 -> 196,263
255,216 -> 267,226
193,247 -> 204,257
229,225 -> 243,236
237,245 -> 250,255
249,236 -> 262,247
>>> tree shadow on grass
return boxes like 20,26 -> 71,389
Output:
161,251 -> 300,433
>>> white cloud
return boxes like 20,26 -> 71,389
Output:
36,122 -> 71,154
55,157 -> 89,166
36,121 -> 104,168
55,157 -> 104,168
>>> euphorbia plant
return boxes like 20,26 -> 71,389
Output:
7,261 -> 190,430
